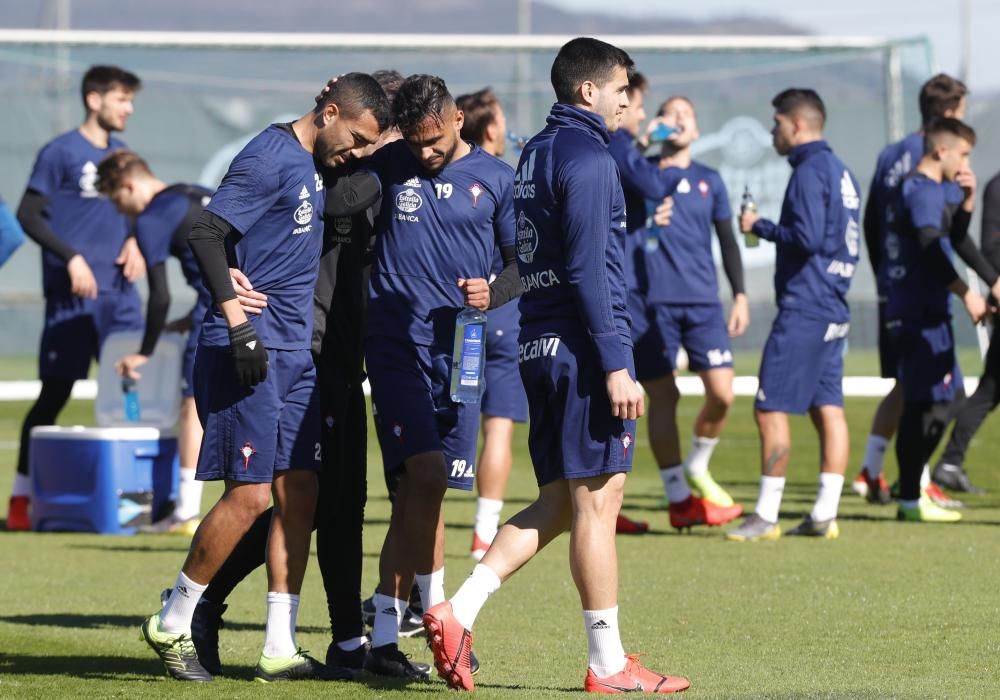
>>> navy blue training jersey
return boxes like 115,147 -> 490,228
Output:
135,184 -> 213,310
632,161 -> 732,304
607,129 -> 682,234
868,132 -> 962,294
364,140 -> 515,347
751,140 -> 861,322
201,124 -> 325,350
515,103 -> 631,373
26,130 -> 130,297
884,172 -> 958,325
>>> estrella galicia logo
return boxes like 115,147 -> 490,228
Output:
396,188 -> 423,213
516,211 -> 539,264
294,200 -> 313,225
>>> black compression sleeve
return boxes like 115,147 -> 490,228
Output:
139,263 -> 170,356
488,244 -> 523,310
950,209 -> 999,286
188,210 -> 238,306
917,226 -> 961,288
863,193 -> 881,278
714,218 -> 746,296
17,190 -> 78,262
325,171 -> 381,217
981,175 -> 1000,271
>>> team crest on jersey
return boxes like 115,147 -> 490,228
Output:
677,178 -> 691,194
469,183 -> 483,208
392,423 -> 404,440
621,433 -> 633,457
79,161 -> 98,198
516,211 -> 539,263
240,442 -> 256,469
294,200 -> 313,225
396,188 -> 423,213
698,180 -> 709,198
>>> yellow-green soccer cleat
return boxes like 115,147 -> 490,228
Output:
897,496 -> 962,523
785,515 -> 840,539
139,612 -> 213,682
686,471 -> 736,507
255,648 -> 357,682
725,513 -> 782,542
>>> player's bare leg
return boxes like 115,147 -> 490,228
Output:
473,416 -> 514,557
727,409 -> 789,541
685,367 -> 738,507
785,405 -> 847,538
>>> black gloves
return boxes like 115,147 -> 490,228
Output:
228,321 -> 268,386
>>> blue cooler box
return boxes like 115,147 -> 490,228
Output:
30,426 -> 179,534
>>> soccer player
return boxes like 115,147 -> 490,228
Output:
454,87 -> 528,559
8,65 -> 145,531
96,150 -> 213,535
424,38 -> 690,694
605,71 -> 682,535
883,118 -> 1000,523
854,74 -> 970,504
626,95 -> 747,530
139,73 -> 389,682
155,70 -> 408,679
932,168 -> 1000,494
327,74 -> 518,678
727,89 -> 860,542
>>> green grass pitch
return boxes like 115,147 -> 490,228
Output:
1,393 -> 999,698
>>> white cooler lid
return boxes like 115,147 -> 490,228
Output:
30,425 -> 176,440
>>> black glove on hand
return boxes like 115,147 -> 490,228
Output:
229,321 -> 268,386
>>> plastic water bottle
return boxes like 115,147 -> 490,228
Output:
647,122 -> 678,144
450,306 -> 487,404
506,130 -> 529,153
122,377 -> 141,422
740,186 -> 760,248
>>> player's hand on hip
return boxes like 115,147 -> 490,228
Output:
606,368 -> 645,421
116,353 -> 148,380
653,196 -> 673,227
739,210 -> 759,234
457,277 -> 490,311
228,321 -> 268,386
116,236 -> 146,282
67,254 -> 98,299
963,289 -> 988,324
728,293 -> 750,337
230,267 -> 267,315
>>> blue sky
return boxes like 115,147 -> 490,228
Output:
545,0 -> 999,91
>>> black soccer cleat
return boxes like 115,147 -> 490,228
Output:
161,588 -> 227,676
326,639 -> 369,671
255,649 -> 357,682
363,643 -> 431,680
139,613 -> 213,682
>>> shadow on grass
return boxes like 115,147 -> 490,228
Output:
0,613 -> 329,635
67,544 -> 192,553
0,652 -> 180,681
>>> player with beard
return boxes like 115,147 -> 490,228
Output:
8,66 -> 145,531
424,38 -> 690,694
326,74 -> 519,679
139,73 -> 388,683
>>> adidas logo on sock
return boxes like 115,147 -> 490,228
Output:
381,607 -> 398,615
177,586 -> 189,597
590,619 -> 609,630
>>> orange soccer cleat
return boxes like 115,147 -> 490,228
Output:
424,602 -> 475,691
668,495 -> 742,531
615,513 -> 649,535
584,654 -> 690,694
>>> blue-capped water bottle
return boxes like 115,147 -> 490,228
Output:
647,122 -> 678,144
506,130 -> 529,154
450,306 -> 487,404
122,376 -> 141,422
